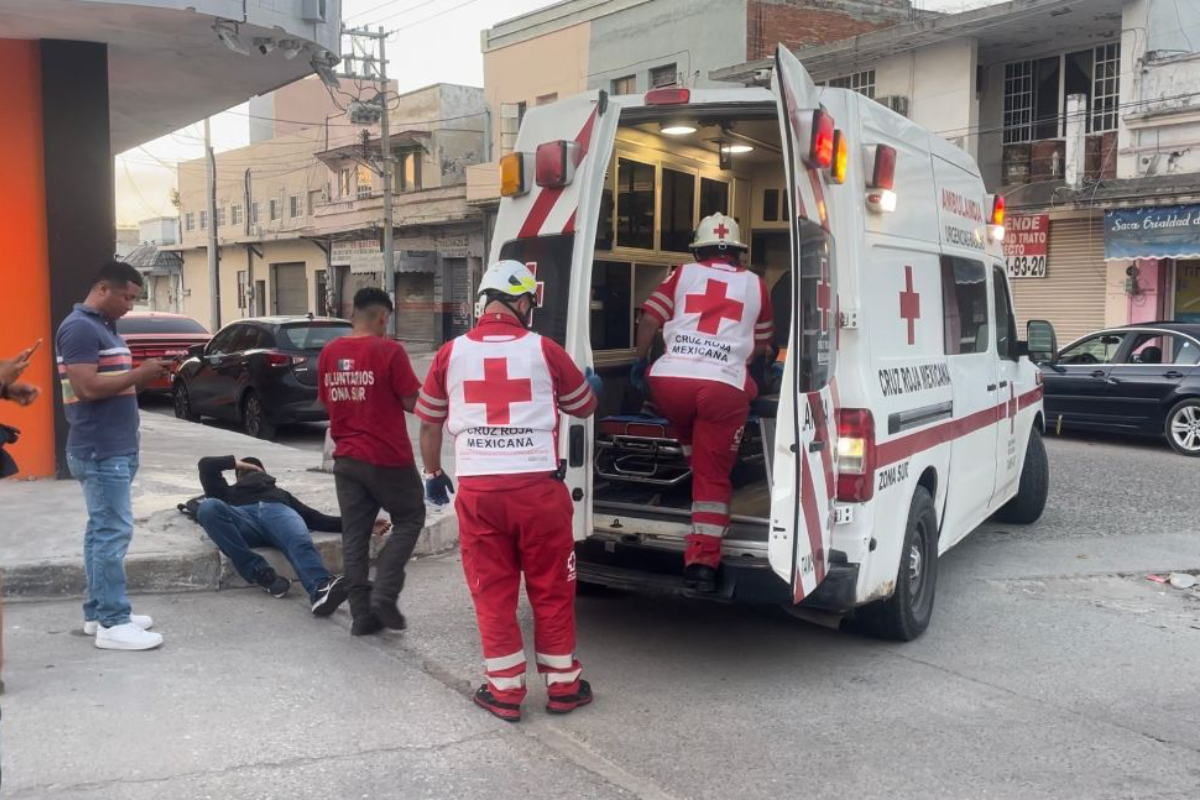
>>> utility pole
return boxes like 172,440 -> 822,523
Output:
378,26 -> 396,337
244,168 -> 254,319
205,117 -> 221,331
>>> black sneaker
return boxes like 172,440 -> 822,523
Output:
351,613 -> 384,637
255,568 -> 291,598
311,576 -> 349,617
546,680 -> 593,715
370,598 -> 407,631
682,563 -> 718,593
474,685 -> 522,722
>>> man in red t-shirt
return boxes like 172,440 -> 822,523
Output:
318,287 -> 423,636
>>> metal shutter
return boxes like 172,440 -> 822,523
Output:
272,263 -> 308,315
1010,216 -> 1108,344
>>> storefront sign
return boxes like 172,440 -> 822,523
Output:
1104,204 -> 1200,260
1004,214 -> 1049,278
332,238 -> 379,267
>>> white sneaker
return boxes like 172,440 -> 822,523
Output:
95,622 -> 164,651
84,614 -> 153,636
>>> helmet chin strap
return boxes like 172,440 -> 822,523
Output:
486,292 -> 533,328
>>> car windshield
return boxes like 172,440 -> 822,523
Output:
117,316 -> 208,335
278,323 -> 350,351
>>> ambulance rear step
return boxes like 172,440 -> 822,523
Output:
594,501 -> 769,543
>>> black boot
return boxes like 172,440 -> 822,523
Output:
546,680 -> 593,715
683,563 -> 718,593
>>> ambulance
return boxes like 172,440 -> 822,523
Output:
487,45 -> 1056,640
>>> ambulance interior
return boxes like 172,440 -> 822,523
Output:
589,102 -> 793,533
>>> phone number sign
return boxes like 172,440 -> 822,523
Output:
1004,214 -> 1049,278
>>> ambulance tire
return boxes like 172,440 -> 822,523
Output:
995,428 -> 1049,524
854,487 -> 938,642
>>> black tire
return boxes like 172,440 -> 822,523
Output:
1165,399 -> 1200,457
173,380 -> 200,422
854,487 -> 938,642
241,391 -> 277,440
995,428 -> 1050,523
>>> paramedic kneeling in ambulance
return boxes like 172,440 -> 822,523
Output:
415,260 -> 601,723
630,213 -> 773,593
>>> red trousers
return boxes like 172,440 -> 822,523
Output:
456,476 -> 582,706
649,376 -> 751,569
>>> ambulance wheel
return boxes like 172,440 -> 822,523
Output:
995,428 -> 1049,524
855,486 -> 938,642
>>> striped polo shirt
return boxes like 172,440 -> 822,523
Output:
55,303 -> 140,459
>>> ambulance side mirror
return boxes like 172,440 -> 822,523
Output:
1024,319 -> 1058,367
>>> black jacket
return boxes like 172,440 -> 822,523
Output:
197,455 -> 341,532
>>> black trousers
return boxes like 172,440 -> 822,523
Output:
333,457 -> 425,621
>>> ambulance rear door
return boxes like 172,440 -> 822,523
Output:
490,90 -> 622,541
769,45 -> 839,603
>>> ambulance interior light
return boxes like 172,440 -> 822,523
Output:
661,122 -> 697,136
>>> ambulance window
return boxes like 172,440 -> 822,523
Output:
497,234 -> 575,345
992,266 -> 1017,360
763,189 -> 780,222
796,223 -> 836,391
941,257 -> 990,355
590,261 -> 632,351
617,158 -> 655,250
661,168 -> 696,253
700,178 -> 729,218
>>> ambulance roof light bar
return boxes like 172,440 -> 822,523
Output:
988,194 -> 1005,242
645,87 -> 691,105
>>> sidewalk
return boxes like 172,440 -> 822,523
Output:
0,413 -> 457,600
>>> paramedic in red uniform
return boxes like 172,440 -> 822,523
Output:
416,260 -> 600,722
630,213 -> 773,593
318,287 -> 424,637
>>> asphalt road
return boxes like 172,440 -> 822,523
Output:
6,433 -> 1198,799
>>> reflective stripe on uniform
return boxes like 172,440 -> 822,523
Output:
485,650 -> 527,673
419,391 -> 448,407
692,501 -> 730,515
693,522 -> 728,538
535,652 -> 576,670
488,673 -> 527,690
545,668 -> 583,685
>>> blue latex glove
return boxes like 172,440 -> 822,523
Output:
630,358 -> 650,394
425,471 -> 455,506
770,361 -> 785,380
585,366 -> 603,397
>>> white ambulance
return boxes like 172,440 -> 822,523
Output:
488,45 -> 1057,640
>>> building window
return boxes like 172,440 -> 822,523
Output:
185,212 -> 195,231
1003,60 -> 1035,144
661,168 -> 695,253
700,178 -> 729,219
250,202 -> 259,224
269,198 -> 280,221
941,256 -> 990,355
1004,45 -> 1121,143
338,167 -> 352,198
536,93 -> 558,106
199,210 -> 208,230
231,204 -> 243,226
308,189 -> 322,215
516,101 -> 527,127
828,70 -> 876,99
1091,43 -> 1121,132
399,149 -> 423,191
611,75 -> 636,95
216,206 -> 227,227
290,195 -> 301,217
616,158 -> 655,250
650,64 -> 677,88
356,164 -> 373,198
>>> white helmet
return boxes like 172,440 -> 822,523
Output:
477,259 -> 539,302
691,212 -> 747,251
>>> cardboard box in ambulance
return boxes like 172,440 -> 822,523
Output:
489,45 -> 1057,640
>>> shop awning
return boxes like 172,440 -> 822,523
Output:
1105,204 -> 1200,260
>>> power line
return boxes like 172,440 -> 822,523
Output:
353,0 -> 443,25
386,0 -> 485,36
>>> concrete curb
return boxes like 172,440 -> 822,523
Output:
2,509 -> 459,601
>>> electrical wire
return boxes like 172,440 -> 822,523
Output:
386,0 -> 485,36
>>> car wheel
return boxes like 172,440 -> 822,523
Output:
242,391 -> 277,440
995,428 -> 1049,524
852,486 -> 938,642
173,381 -> 200,422
1165,399 -> 1200,456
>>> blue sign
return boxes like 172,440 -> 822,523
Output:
1105,204 -> 1200,260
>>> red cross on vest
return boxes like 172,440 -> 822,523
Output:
899,265 -> 920,345
463,357 -> 533,425
684,279 -> 745,335
714,222 -> 730,240
816,260 -> 832,333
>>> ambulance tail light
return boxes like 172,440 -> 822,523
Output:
645,87 -> 691,105
499,152 -> 528,197
830,130 -> 848,185
988,194 -> 1006,242
835,408 -> 876,503
535,140 -> 579,188
808,109 -> 835,169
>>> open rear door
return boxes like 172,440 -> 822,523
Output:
769,45 -> 839,603
489,90 -> 621,541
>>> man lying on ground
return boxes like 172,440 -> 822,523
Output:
196,455 -> 384,615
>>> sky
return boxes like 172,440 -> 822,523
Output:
115,0 -> 990,226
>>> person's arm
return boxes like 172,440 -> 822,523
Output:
419,421 -> 445,475
635,271 -> 679,361
197,456 -> 238,500
545,340 -> 598,419
286,492 -> 342,532
752,275 -> 775,361
59,322 -> 167,401
635,315 -> 663,362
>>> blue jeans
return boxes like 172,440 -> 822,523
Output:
67,452 -> 139,628
196,499 -> 332,599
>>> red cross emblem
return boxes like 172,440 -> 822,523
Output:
462,358 -> 533,425
1007,382 -> 1018,434
816,260 -> 831,333
899,265 -> 920,346
684,279 -> 745,335
525,262 -> 545,321
713,222 -> 730,240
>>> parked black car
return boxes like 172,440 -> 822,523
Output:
1040,322 -> 1200,456
173,316 -> 351,439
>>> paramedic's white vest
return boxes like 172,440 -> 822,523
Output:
445,332 -> 559,477
649,262 -> 762,390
